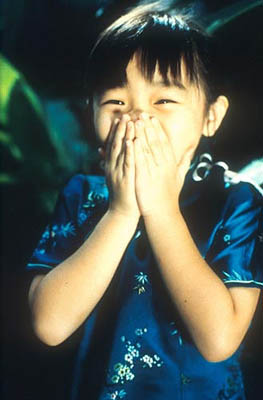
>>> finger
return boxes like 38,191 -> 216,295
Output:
105,118 -> 120,162
134,137 -> 144,175
123,137 -> 135,179
110,114 -> 130,167
141,113 -> 162,165
134,119 -> 151,163
124,121 -> 135,173
125,119 -> 135,141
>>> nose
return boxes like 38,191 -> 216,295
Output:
128,109 -> 145,121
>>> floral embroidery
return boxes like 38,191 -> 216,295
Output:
169,322 -> 183,346
35,222 -> 76,254
140,354 -> 162,368
78,211 -> 89,225
78,189 -> 106,226
133,272 -> 150,294
35,248 -> 45,255
216,361 -> 244,399
41,223 -> 75,241
216,225 -> 232,246
181,373 -> 191,385
107,328 -> 163,389
105,389 -> 127,399
59,222 -> 76,237
223,234 -> 231,244
135,328 -> 147,337
83,191 -> 105,208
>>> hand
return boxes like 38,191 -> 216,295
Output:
133,114 -> 194,217
102,114 -> 140,221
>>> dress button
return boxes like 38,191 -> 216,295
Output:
181,373 -> 191,385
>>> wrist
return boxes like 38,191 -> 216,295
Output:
107,208 -> 140,228
143,204 -> 182,223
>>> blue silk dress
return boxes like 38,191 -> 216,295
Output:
27,165 -> 263,400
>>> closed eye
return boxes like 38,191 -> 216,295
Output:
101,100 -> 125,106
155,99 -> 178,105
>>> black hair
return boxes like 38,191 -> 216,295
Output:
86,2 -> 220,107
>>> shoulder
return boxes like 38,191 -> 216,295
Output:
181,166 -> 263,252
220,180 -> 263,223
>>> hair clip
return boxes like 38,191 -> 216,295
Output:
151,14 -> 190,31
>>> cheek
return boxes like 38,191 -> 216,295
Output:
162,114 -> 203,157
94,111 -> 113,143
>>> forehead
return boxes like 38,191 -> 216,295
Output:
123,53 -> 201,93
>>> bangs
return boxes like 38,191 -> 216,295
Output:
86,11 -> 214,102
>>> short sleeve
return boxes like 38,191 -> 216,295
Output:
206,183 -> 263,289
26,174 -> 108,273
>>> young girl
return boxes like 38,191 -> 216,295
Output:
27,3 -> 263,399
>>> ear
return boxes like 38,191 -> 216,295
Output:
203,95 -> 229,137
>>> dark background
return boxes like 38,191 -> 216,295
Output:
1,1 -> 262,399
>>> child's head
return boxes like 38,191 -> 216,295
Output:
86,3 -> 229,159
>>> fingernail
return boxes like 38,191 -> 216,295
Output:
136,119 -> 143,128
122,114 -> 130,121
140,112 -> 148,120
127,121 -> 134,128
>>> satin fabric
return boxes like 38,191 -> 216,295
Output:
27,167 -> 263,400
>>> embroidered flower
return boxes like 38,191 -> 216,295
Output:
141,354 -> 154,368
59,222 -> 76,237
108,330 -> 163,387
83,191 -> 104,208
127,345 -> 139,358
106,389 -> 127,399
78,211 -> 88,225
223,234 -> 231,244
169,322 -> 183,345
114,363 -> 123,372
111,375 -> 120,384
42,229 -> 50,240
124,354 -> 133,364
35,248 -> 45,255
134,272 -> 150,294
181,373 -> 191,385
38,226 -> 51,246
135,328 -> 147,336
126,372 -> 135,381
169,322 -> 178,336
217,361 -> 243,399
135,272 -> 149,285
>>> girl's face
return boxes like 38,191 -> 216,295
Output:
93,53 -> 223,162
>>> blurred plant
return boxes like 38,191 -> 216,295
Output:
0,55 -> 67,213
